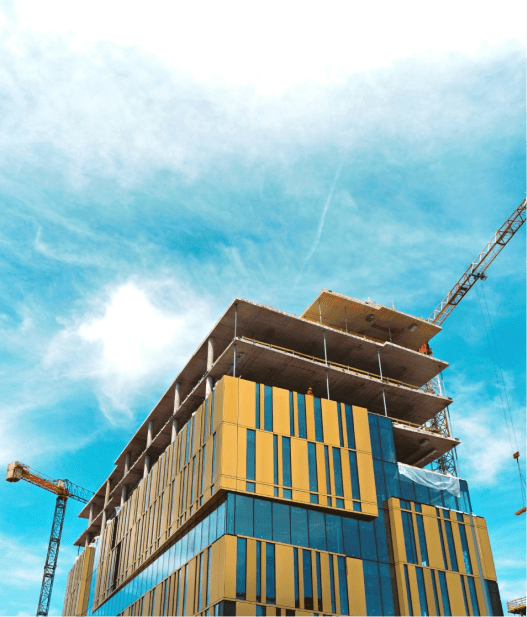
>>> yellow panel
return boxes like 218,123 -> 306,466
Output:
305,395 -> 315,441
407,565 -> 421,617
325,444 -> 335,495
445,572 -> 465,616
291,438 -> 309,492
394,563 -> 410,616
473,517 -> 497,580
319,551 -> 331,613
185,558 -> 197,616
276,544 -> 295,608
293,489 -> 309,504
256,431 -> 274,487
423,569 -> 437,617
214,378 -> 225,431
236,602 -> 256,616
452,522 -> 467,575
237,426 -> 247,480
356,450 -> 377,514
219,424 -> 238,478
474,576 -> 487,616
224,535 -> 237,599
246,539 -> 256,602
423,511 -> 444,570
352,405 -> 372,453
219,475 -> 237,490
315,443 -> 326,499
321,399 -> 340,446
221,376 -> 238,426
273,386 -> 290,436
387,505 -> 406,563
341,447 -> 352,499
346,557 -> 367,616
238,378 -> 256,428
209,537 -> 224,605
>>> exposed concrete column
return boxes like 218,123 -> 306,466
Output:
377,347 -> 388,417
171,418 -> 179,443
88,503 -> 94,526
206,375 -> 214,397
101,509 -> 107,530
124,451 -> 131,475
85,532 -> 92,548
207,337 -> 214,371
104,479 -> 111,507
147,420 -> 154,447
143,455 -> 151,479
120,485 -> 128,507
174,382 -> 181,411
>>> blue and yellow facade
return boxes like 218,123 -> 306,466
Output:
63,293 -> 503,616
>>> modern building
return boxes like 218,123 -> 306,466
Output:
63,290 -> 503,616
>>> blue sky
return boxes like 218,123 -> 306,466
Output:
0,1 -> 525,614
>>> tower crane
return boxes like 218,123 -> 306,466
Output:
6,461 -> 93,617
422,198 -> 526,498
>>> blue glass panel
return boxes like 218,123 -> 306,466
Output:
289,391 -> 295,436
273,435 -> 278,485
315,551 -> 323,611
399,473 -> 417,502
378,562 -> 396,616
364,560 -> 383,616
414,481 -> 430,505
235,493 -> 254,537
443,490 -> 458,510
290,506 -> 308,547
293,548 -> 299,608
332,448 -> 344,496
337,404 -> 344,447
314,398 -> 324,442
461,576 -> 470,616
430,570 -> 440,616
283,488 -> 292,499
216,499 -> 226,539
211,433 -> 217,480
246,430 -> 256,480
344,404 -> 356,449
416,567 -> 429,616
378,416 -> 396,462
254,499 -> 273,540
437,519 -> 447,569
337,556 -> 349,615
209,507 -> 218,544
256,541 -> 262,603
326,513 -> 344,553
236,537 -> 247,599
206,546 -> 211,608
202,513 -> 210,548
458,524 -> 473,574
255,383 -> 260,429
359,520 -> 377,561
368,413 -> 382,460
266,543 -> 276,604
328,554 -> 336,613
467,576 -> 480,616
383,461 -> 400,498
429,485 -> 445,507
203,396 -> 209,440
438,571 -> 452,616
264,385 -> 273,432
342,516 -> 360,558
297,394 -> 307,439
246,481 -> 255,492
444,520 -> 459,571
308,510 -> 326,550
374,509 -> 389,562
416,515 -> 429,566
401,511 -> 417,564
348,450 -> 361,500
272,502 -> 291,544
404,564 -> 414,616
324,446 -> 332,495
303,550 -> 314,610
308,442 -> 318,492
282,437 -> 292,487
373,459 -> 386,504
310,493 -> 318,504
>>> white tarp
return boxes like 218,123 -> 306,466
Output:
397,463 -> 460,498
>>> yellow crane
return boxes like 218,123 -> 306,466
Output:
6,461 -> 93,617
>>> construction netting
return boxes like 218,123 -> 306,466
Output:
398,462 -> 460,497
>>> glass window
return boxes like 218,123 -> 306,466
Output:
209,506 -> 218,544
266,543 -> 276,604
359,520 -> 377,561
401,511 -> 418,564
247,430 -> 256,481
326,514 -> 343,554
399,474 -> 417,502
458,524 -> 473,574
201,445 -> 207,496
308,443 -> 318,493
444,521 -> 459,571
254,499 -> 273,540
282,437 -> 292,487
361,560 -> 381,616
273,435 -> 279,486
461,576 -> 470,616
368,413 -> 382,460
374,459 -> 387,503
272,502 -> 291,544
235,494 -> 254,537
437,519 -> 448,570
289,391 -> 295,436
430,569 -> 440,616
293,548 -> 299,608
337,556 -> 349,615
314,398 -> 324,442
297,394 -> 307,439
438,571 -> 452,616
414,481 -> 431,505
403,564 -> 414,617
378,562 -> 396,616
308,510 -> 326,551
378,416 -> 396,462
182,564 -> 188,616
264,385 -> 273,432
324,446 -> 332,496
344,404 -> 355,449
383,461 -> 400,498
255,383 -> 261,429
374,510 -> 390,563
467,576 -> 480,616
315,553 -> 322,611
197,553 -> 204,612
236,538 -> 247,600
211,433 -> 217,480
256,541 -> 262,603
206,546 -> 211,608
415,567 -> 429,616
290,506 -> 308,547
302,550 -> 313,610
332,448 -> 344,497
328,554 -> 336,614
342,516 -> 360,558
416,515 -> 429,566
203,397 -> 209,441
348,450 -> 361,500
336,404 -> 344,447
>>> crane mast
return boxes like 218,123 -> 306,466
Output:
424,199 -> 526,476
6,462 -> 93,617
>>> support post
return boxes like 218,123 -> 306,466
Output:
325,369 -> 330,400
147,420 -> 153,448
104,480 -> 111,508
377,347 -> 388,417
143,455 -> 151,479
234,303 -> 238,337
174,382 -> 181,411
207,337 -> 214,371
120,485 -> 128,508
171,419 -> 179,443
85,532 -> 92,549
124,452 -> 131,475
88,503 -> 94,526
233,344 -> 237,377
206,375 -> 214,397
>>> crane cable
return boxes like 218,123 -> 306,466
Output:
475,282 -> 526,506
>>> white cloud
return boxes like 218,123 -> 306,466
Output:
44,277 -> 215,422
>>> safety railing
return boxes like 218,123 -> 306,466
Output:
507,597 -> 526,613
302,315 -> 391,344
240,336 -> 442,396
391,417 -> 444,435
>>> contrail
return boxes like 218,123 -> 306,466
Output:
294,159 -> 345,286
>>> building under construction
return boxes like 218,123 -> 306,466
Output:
62,290 -> 504,616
